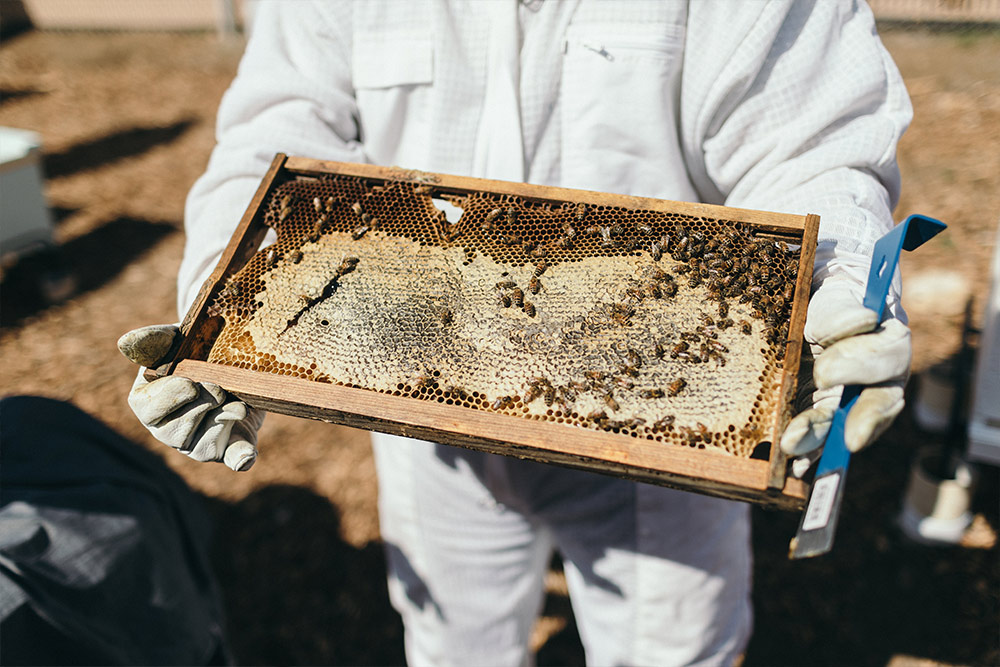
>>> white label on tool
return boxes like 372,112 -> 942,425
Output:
802,475 -> 840,531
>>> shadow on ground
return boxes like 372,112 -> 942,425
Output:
205,485 -> 406,666
43,120 -> 193,179
0,216 -> 177,328
745,403 -> 999,667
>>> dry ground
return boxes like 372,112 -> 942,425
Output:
1,25 -> 997,667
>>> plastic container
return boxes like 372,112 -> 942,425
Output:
898,447 -> 977,545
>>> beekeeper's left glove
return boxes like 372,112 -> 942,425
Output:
779,251 -> 911,459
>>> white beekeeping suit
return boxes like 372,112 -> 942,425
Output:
121,1 -> 914,665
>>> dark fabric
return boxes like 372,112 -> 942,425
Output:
0,396 -> 229,666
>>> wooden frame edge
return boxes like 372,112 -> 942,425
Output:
165,154 -> 290,374
766,213 -> 820,488
173,359 -> 807,509
284,157 -> 809,233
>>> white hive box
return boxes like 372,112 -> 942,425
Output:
967,227 -> 1000,466
0,127 -> 54,264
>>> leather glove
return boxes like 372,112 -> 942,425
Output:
779,250 -> 911,461
119,325 -> 264,471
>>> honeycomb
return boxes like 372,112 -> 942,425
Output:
206,174 -> 802,457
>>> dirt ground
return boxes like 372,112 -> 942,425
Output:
1,24 -> 997,667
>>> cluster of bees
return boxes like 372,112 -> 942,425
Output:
215,180 -> 800,450
493,258 -> 547,317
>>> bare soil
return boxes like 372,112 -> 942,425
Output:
1,26 -> 997,667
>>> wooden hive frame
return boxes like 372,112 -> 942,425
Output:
155,154 -> 817,510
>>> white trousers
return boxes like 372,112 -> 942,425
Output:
372,433 -> 753,667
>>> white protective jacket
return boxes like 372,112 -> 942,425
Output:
176,3 -> 912,663
178,0 -> 910,316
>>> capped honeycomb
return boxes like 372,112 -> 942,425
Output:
206,174 -> 802,457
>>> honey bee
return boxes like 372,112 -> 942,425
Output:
636,223 -> 654,236
599,226 -> 614,248
444,385 -> 468,399
740,319 -> 752,335
661,281 -> 678,297
523,385 -> 542,403
610,303 -> 635,326
486,207 -> 503,223
667,378 -> 687,396
718,300 -> 729,318
554,237 -> 573,249
650,241 -> 663,261
530,246 -> 549,258
351,202 -> 363,216
435,305 -> 454,325
575,202 -> 587,221
653,415 -> 676,431
265,248 -> 279,267
325,196 -> 336,211
613,377 -> 635,390
414,374 -> 434,390
647,267 -> 668,283
352,225 -> 369,240
584,370 -> 606,382
654,342 -> 666,359
588,409 -> 608,423
521,240 -> 538,254
523,301 -> 536,317
641,388 -> 665,399
626,348 -> 642,368
680,331 -> 700,342
699,313 -> 715,326
585,224 -> 602,236
528,276 -> 541,294
289,249 -> 303,264
499,292 -> 513,308
511,287 -> 525,308
625,286 -> 645,301
717,317 -> 734,330
502,234 -> 521,246
279,206 -> 292,222
312,197 -> 323,212
559,386 -> 578,403
414,184 -> 433,195
506,207 -> 518,225
496,279 -> 517,290
687,273 -> 702,288
603,392 -> 620,411
534,260 -> 549,277
226,281 -> 243,298
695,325 -> 718,339
562,222 -> 577,239
619,365 -> 640,378
492,395 -> 513,410
337,256 -> 360,276
543,386 -> 556,406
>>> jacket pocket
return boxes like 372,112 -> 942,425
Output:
561,22 -> 697,201
351,32 -> 434,166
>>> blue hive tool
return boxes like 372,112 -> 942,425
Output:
789,214 -> 947,560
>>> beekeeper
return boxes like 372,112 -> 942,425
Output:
120,2 -> 913,665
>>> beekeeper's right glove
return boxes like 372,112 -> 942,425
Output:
119,324 -> 264,471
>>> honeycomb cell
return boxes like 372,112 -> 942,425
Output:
205,176 -> 802,457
